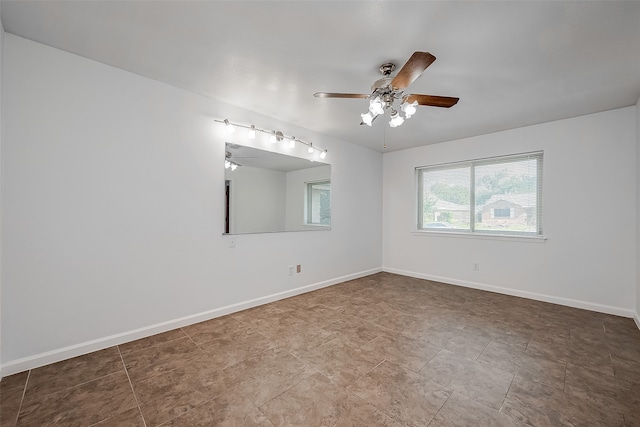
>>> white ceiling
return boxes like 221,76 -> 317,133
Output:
2,1 -> 640,152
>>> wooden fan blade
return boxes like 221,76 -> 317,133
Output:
314,92 -> 369,99
391,52 -> 436,90
406,94 -> 459,108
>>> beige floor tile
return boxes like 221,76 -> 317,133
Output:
240,311 -> 313,339
300,338 -> 384,388
362,334 -> 440,372
133,356 -> 231,426
348,360 -> 451,427
287,304 -> 345,328
372,308 -> 436,338
566,337 -> 614,376
462,317 -> 532,350
17,372 -> 136,426
267,325 -> 337,357
624,412 -> 640,427
91,406 -> 146,426
501,375 -> 625,427
260,372 -> 377,426
223,347 -> 316,406
199,327 -> 275,369
338,298 -> 386,321
181,315 -> 245,345
524,332 -> 570,361
0,371 -> 29,426
564,363 -> 639,421
161,389 -> 274,427
322,315 -> 386,346
429,391 -> 522,427
8,273 -> 640,427
118,328 -> 188,356
303,290 -> 353,309
478,341 -> 566,389
23,347 -> 124,402
359,411 -> 404,427
122,336 -> 205,382
420,349 -> 513,410
422,324 -> 491,359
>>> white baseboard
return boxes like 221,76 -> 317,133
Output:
635,312 -> 640,331
0,267 -> 381,379
382,267 -> 636,319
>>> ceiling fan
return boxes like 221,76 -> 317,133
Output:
313,52 -> 459,127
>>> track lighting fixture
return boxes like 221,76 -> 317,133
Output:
225,159 -> 241,171
215,119 -> 328,161
224,119 -> 235,134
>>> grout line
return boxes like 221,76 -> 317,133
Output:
257,370 -> 315,408
181,329 -> 211,356
476,338 -> 492,361
159,396 -> 214,426
499,373 -> 516,412
428,390 -> 453,425
119,330 -> 191,359
14,369 -> 31,426
117,346 -> 148,427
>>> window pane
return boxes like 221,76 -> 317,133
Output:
474,158 -> 538,234
307,181 -> 330,225
421,167 -> 471,231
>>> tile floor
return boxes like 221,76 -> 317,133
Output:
2,272 -> 640,426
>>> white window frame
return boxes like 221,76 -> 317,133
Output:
416,151 -> 543,238
305,180 -> 331,227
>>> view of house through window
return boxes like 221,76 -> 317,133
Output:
306,181 -> 331,226
417,152 -> 543,236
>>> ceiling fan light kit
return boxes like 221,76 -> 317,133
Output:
314,51 -> 459,128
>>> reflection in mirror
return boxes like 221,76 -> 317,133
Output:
224,143 -> 331,234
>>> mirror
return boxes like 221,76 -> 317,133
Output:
224,143 -> 331,234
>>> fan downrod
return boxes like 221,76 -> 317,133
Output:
379,63 -> 396,76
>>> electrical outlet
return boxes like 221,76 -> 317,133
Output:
288,265 -> 294,276
296,264 -> 301,273
472,262 -> 479,271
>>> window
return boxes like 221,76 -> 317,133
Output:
492,208 -> 512,218
305,180 -> 331,226
417,152 -> 543,236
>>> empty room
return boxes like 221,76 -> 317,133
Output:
1,1 -> 639,426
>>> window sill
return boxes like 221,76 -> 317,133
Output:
302,224 -> 331,229
412,230 -> 547,243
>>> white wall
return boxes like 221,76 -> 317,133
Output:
636,96 -> 640,328
0,2 -> 5,372
0,35 -> 382,373
383,107 -> 637,316
226,166 -> 286,234
285,165 -> 331,231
